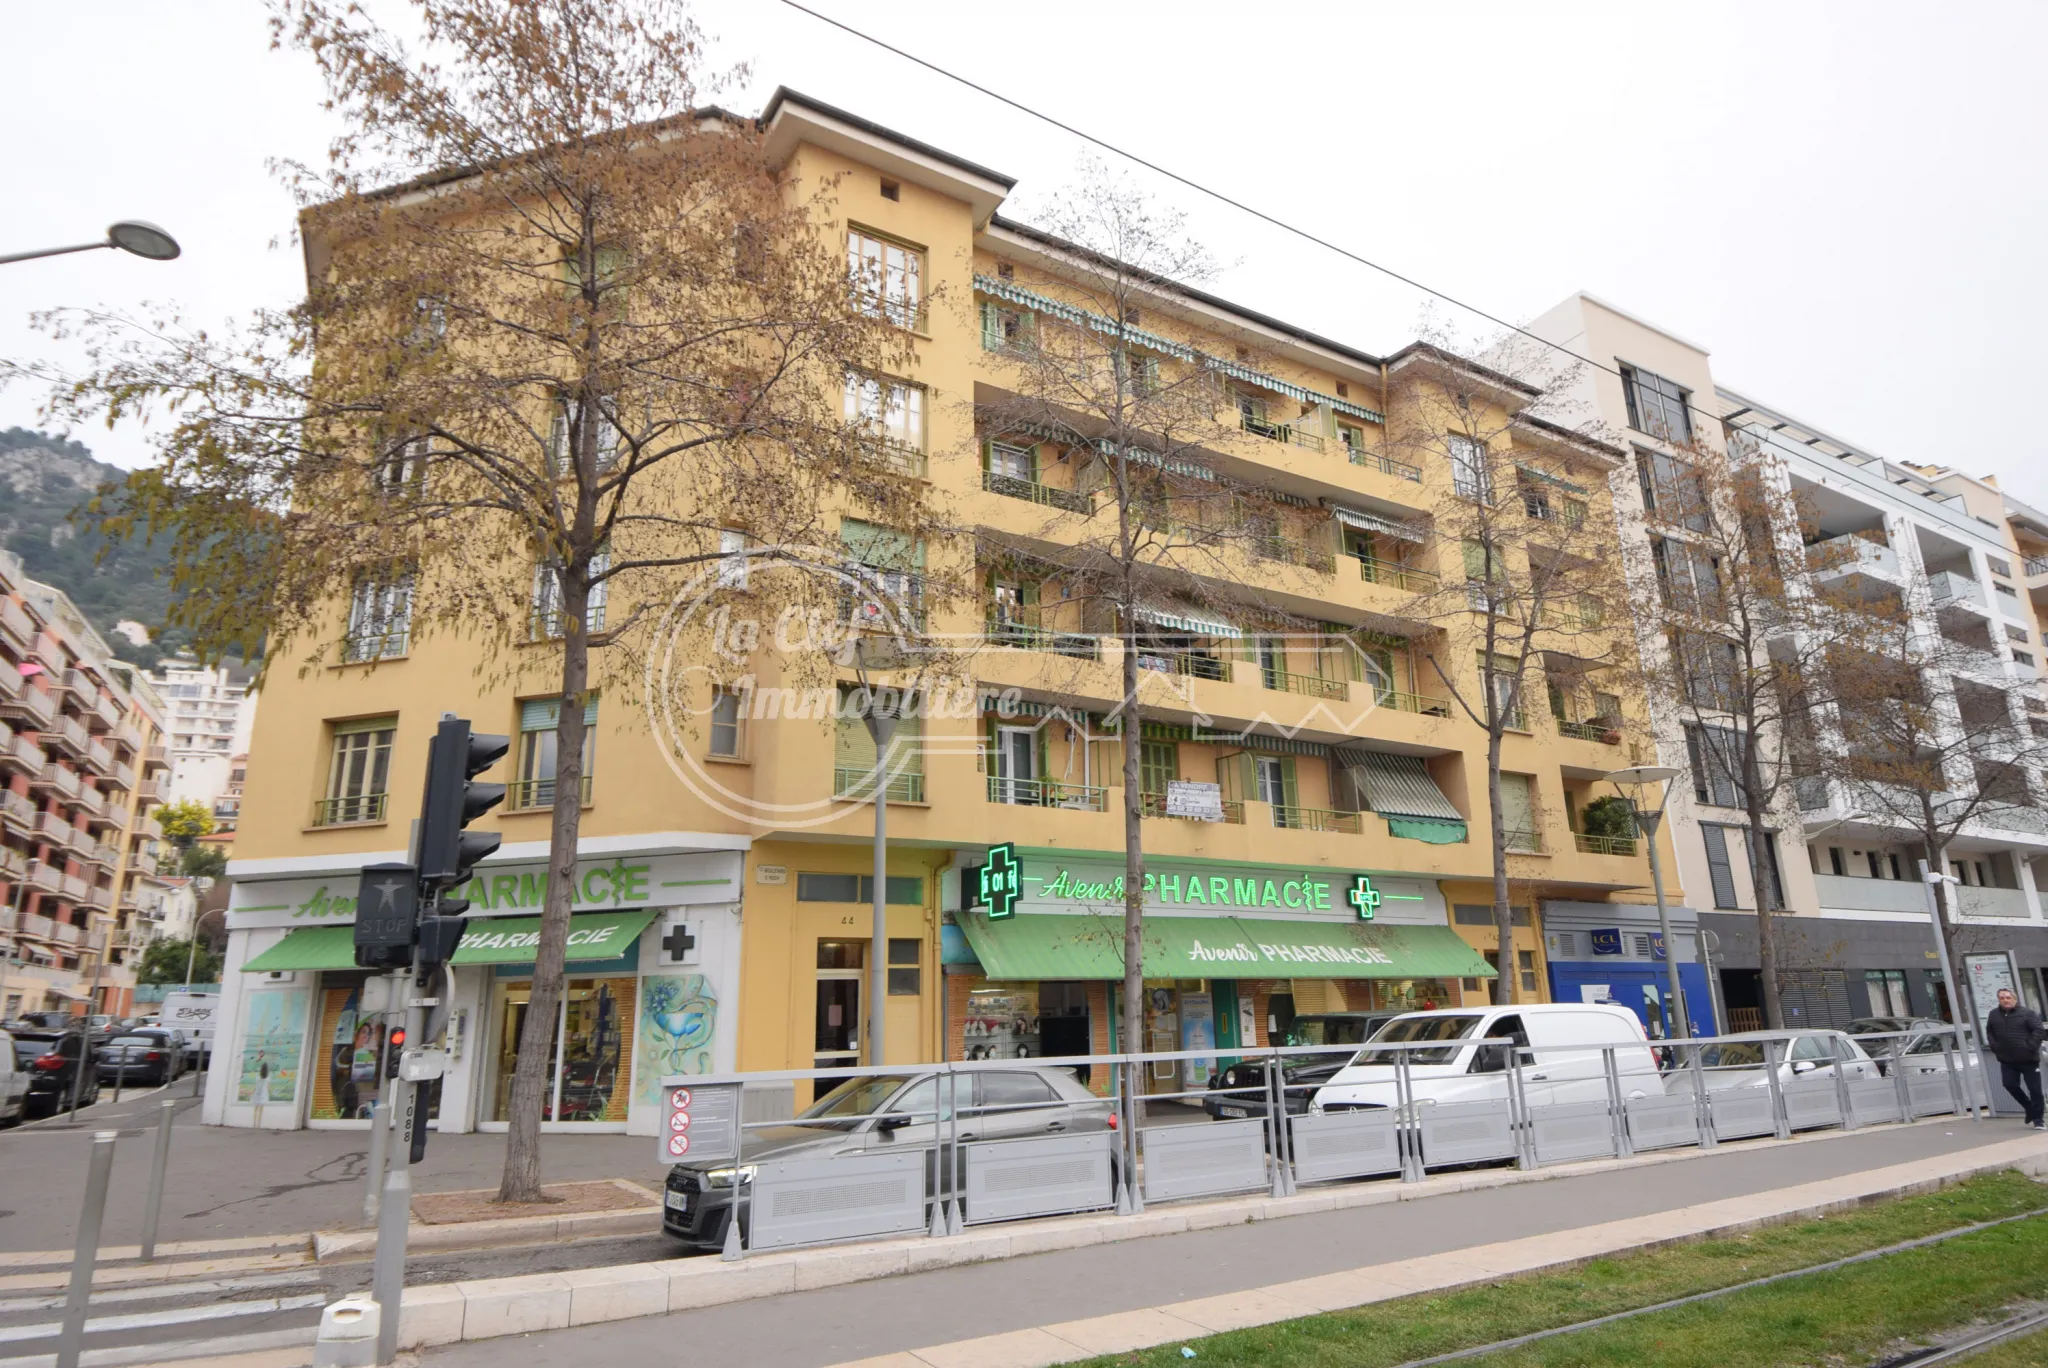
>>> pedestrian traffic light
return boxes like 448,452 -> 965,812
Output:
415,914 -> 468,972
417,717 -> 508,890
353,863 -> 421,970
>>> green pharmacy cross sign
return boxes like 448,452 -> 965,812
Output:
1346,874 -> 1382,921
980,843 -> 1023,919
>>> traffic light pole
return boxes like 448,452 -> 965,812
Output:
371,964 -> 424,1365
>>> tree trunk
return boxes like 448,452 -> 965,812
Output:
496,569 -> 591,1204
1744,788 -> 1785,1031
1487,723 -> 1516,1005
1120,589 -> 1146,1082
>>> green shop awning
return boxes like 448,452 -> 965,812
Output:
955,913 -> 1495,981
449,909 -> 657,964
241,910 -> 657,974
242,925 -> 359,972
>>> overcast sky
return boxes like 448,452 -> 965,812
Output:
5,1 -> 2044,503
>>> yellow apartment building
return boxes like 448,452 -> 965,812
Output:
209,91 -> 1688,1135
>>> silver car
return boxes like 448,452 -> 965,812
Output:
1698,1029 -> 1879,1090
661,1066 -> 1112,1250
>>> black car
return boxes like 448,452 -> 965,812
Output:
97,1032 -> 184,1087
1204,1011 -> 1402,1122
9,1028 -> 102,1117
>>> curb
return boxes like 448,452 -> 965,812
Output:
385,1117 -> 2032,1351
314,1204 -> 663,1260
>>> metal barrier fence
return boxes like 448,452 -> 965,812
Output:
661,1026 -> 1984,1261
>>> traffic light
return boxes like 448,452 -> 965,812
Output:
415,914 -> 468,972
354,863 -> 421,970
417,717 -> 508,891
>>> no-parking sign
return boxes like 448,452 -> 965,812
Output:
656,1080 -> 741,1165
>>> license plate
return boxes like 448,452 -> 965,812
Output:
1218,1105 -> 1248,1118
664,1191 -> 691,1212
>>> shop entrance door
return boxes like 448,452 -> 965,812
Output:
490,978 -> 631,1124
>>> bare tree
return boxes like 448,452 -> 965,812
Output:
18,0 -> 939,1202
1384,338 -> 1631,1002
1628,429 -> 1870,1030
974,164 -> 1323,1056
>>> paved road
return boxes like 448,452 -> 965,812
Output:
0,1082 -> 671,1253
420,1118 -> 2038,1368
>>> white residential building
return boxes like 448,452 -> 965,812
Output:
149,658 -> 257,833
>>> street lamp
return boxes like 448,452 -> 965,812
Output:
0,220 -> 181,267
851,636 -> 915,1068
1603,766 -> 1690,1040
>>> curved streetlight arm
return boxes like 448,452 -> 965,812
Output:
0,239 -> 116,267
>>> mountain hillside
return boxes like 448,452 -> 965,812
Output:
0,427 -> 188,667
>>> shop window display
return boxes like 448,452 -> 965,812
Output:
962,985 -> 1039,1060
313,974 -> 442,1123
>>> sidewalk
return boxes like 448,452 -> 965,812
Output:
413,1118 -> 2041,1368
0,1088 -> 671,1254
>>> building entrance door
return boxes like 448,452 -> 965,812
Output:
815,940 -> 865,1075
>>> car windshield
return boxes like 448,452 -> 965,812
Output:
1290,1018 -> 1376,1048
1354,1015 -> 1481,1067
794,1075 -> 918,1130
1700,1041 -> 1769,1068
109,1036 -> 157,1047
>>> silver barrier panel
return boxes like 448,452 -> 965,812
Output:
1289,1110 -> 1401,1183
1847,1076 -> 1904,1126
1710,1087 -> 1776,1140
1421,1099 -> 1516,1167
1528,1100 -> 1618,1164
1141,1118 -> 1268,1203
1782,1079 -> 1843,1130
1625,1093 -> 1700,1151
962,1131 -> 1117,1225
1907,1070 -> 1961,1117
749,1149 -> 930,1251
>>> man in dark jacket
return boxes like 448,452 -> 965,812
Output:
1984,987 -> 2045,1128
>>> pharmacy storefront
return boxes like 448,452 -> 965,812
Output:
206,846 -> 743,1136
941,849 -> 1494,1094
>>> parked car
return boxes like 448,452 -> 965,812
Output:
0,1028 -> 28,1126
9,1027 -> 102,1117
1310,1004 -> 1667,1115
1697,1030 -> 1881,1090
1204,1012 -> 1402,1122
97,1031 -> 185,1088
1845,1017 -> 1953,1075
663,1066 -> 1113,1252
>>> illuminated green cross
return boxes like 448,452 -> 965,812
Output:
980,843 -> 1023,919
1346,874 -> 1381,920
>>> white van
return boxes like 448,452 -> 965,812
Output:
1310,1004 -> 1666,1113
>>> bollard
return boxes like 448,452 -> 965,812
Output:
139,1100 -> 176,1261
56,1131 -> 117,1368
313,1295 -> 381,1368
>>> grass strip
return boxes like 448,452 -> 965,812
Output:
1082,1170 -> 2048,1368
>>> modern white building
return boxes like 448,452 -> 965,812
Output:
149,658 -> 258,833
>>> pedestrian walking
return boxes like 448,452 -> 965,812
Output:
1984,987 -> 2046,1128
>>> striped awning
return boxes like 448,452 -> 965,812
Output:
1206,359 -> 1385,424
1134,602 -> 1242,639
1340,748 -> 1464,820
1092,439 -> 1217,482
1330,505 -> 1425,543
1516,465 -> 1588,496
1193,727 -> 1329,758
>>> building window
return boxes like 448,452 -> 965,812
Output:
1636,448 -> 1709,531
530,547 -> 610,639
708,688 -> 744,758
1620,363 -> 1692,442
847,228 -> 923,328
512,696 -> 596,811
1449,434 -> 1492,503
979,302 -> 1033,352
986,441 -> 1036,483
373,431 -> 427,494
887,938 -> 921,996
547,394 -> 621,476
796,873 -> 924,904
342,567 -> 414,662
844,372 -> 925,456
1866,969 -> 1911,1018
317,717 -> 395,826
717,528 -> 749,589
833,685 -> 924,802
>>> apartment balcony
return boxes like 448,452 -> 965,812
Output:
1974,804 -> 2048,837
1814,871 -> 1929,915
0,680 -> 55,729
36,811 -> 85,852
1929,571 -> 1989,616
86,840 -> 124,870
0,598 -> 35,653
0,789 -> 33,833
139,813 -> 161,841
1364,686 -> 1455,720
0,724 -> 39,776
1249,534 -> 1337,577
40,714 -> 88,760
1240,411 -> 1324,453
70,783 -> 103,819
106,760 -> 136,793
85,693 -> 123,734
1555,717 -> 1624,745
87,800 -> 129,835
113,718 -> 145,754
1959,885 -> 2037,919
1355,556 -> 1440,594
504,775 -> 593,813
30,763 -> 81,802
13,910 -> 60,943
831,768 -> 924,804
981,469 -> 1092,515
81,882 -> 114,912
984,775 -> 1109,811
1141,790 -> 1246,824
82,738 -> 116,777
1271,805 -> 1363,834
1256,667 -> 1348,701
1574,832 -> 1639,856
311,792 -> 391,828
983,617 -> 1103,660
0,655 -> 21,702
137,775 -> 163,802
59,872 -> 90,903
1809,534 -> 1901,591
143,744 -> 169,772
2025,554 -> 2048,608
23,860 -> 63,895
0,846 -> 25,881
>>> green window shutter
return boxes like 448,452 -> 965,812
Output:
1214,751 -> 1251,804
1498,773 -> 1534,835
333,715 -> 397,737
519,696 -> 599,731
835,689 -> 875,772
1279,756 -> 1300,809
980,301 -> 998,349
980,437 -> 992,473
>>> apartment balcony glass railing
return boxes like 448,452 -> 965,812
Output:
1259,668 -> 1348,701
1356,557 -> 1439,592
1574,832 -> 1638,856
1140,790 -> 1245,823
983,618 -> 1102,659
985,776 -> 1108,811
833,767 -> 925,803
506,775 -> 594,812
982,470 -> 1092,514
1271,805 -> 1362,833
312,793 -> 388,827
